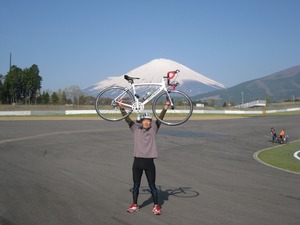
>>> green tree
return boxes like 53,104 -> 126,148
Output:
66,98 -> 73,104
4,65 -> 23,104
210,99 -> 215,107
51,92 -> 59,104
23,64 -> 42,104
79,95 -> 94,105
1,64 -> 42,104
0,74 -> 3,103
40,91 -> 50,104
177,99 -> 183,106
60,91 -> 67,105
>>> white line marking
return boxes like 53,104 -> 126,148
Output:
0,128 -> 127,144
294,150 -> 300,160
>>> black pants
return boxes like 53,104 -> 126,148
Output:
131,157 -> 158,205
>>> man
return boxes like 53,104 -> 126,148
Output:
270,127 -> 277,143
119,101 -> 169,215
280,129 -> 285,144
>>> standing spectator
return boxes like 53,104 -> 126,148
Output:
271,127 -> 277,143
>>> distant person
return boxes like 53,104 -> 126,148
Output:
270,127 -> 277,143
280,129 -> 285,143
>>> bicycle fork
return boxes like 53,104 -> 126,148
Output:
165,90 -> 175,110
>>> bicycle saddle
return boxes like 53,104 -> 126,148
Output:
124,75 -> 140,83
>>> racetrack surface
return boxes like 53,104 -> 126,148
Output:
0,115 -> 299,225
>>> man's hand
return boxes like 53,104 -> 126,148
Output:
118,99 -> 125,109
164,100 -> 170,110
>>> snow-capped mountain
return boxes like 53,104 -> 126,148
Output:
85,58 -> 226,97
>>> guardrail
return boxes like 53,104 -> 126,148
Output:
1,107 -> 300,116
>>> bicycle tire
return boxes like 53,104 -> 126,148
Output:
168,187 -> 199,198
95,86 -> 134,121
152,90 -> 193,126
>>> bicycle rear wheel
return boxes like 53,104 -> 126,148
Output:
95,86 -> 134,121
152,90 -> 193,126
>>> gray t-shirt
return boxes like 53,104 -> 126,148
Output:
130,123 -> 158,158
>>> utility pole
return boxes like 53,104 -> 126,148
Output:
9,52 -> 12,71
241,91 -> 244,104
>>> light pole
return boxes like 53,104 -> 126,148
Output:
241,91 -> 244,104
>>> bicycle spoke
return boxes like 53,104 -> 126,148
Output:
95,86 -> 134,121
152,90 -> 193,126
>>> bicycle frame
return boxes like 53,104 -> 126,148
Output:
95,70 -> 193,125
115,77 -> 174,114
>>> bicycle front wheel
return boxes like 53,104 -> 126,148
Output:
95,86 -> 134,121
152,90 -> 193,126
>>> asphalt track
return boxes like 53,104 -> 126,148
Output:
0,114 -> 299,225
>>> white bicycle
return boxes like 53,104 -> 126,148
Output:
95,70 -> 193,126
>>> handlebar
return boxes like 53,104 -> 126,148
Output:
165,70 -> 180,90
166,70 -> 180,80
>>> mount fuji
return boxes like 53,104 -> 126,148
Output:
84,59 -> 226,97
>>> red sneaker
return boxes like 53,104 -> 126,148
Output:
152,205 -> 161,215
127,204 -> 139,213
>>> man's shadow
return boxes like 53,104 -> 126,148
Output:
138,185 -> 199,209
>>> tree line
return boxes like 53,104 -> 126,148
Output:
0,64 -> 93,105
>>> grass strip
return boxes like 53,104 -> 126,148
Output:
256,140 -> 300,174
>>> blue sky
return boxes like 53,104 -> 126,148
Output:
1,0 -> 299,91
